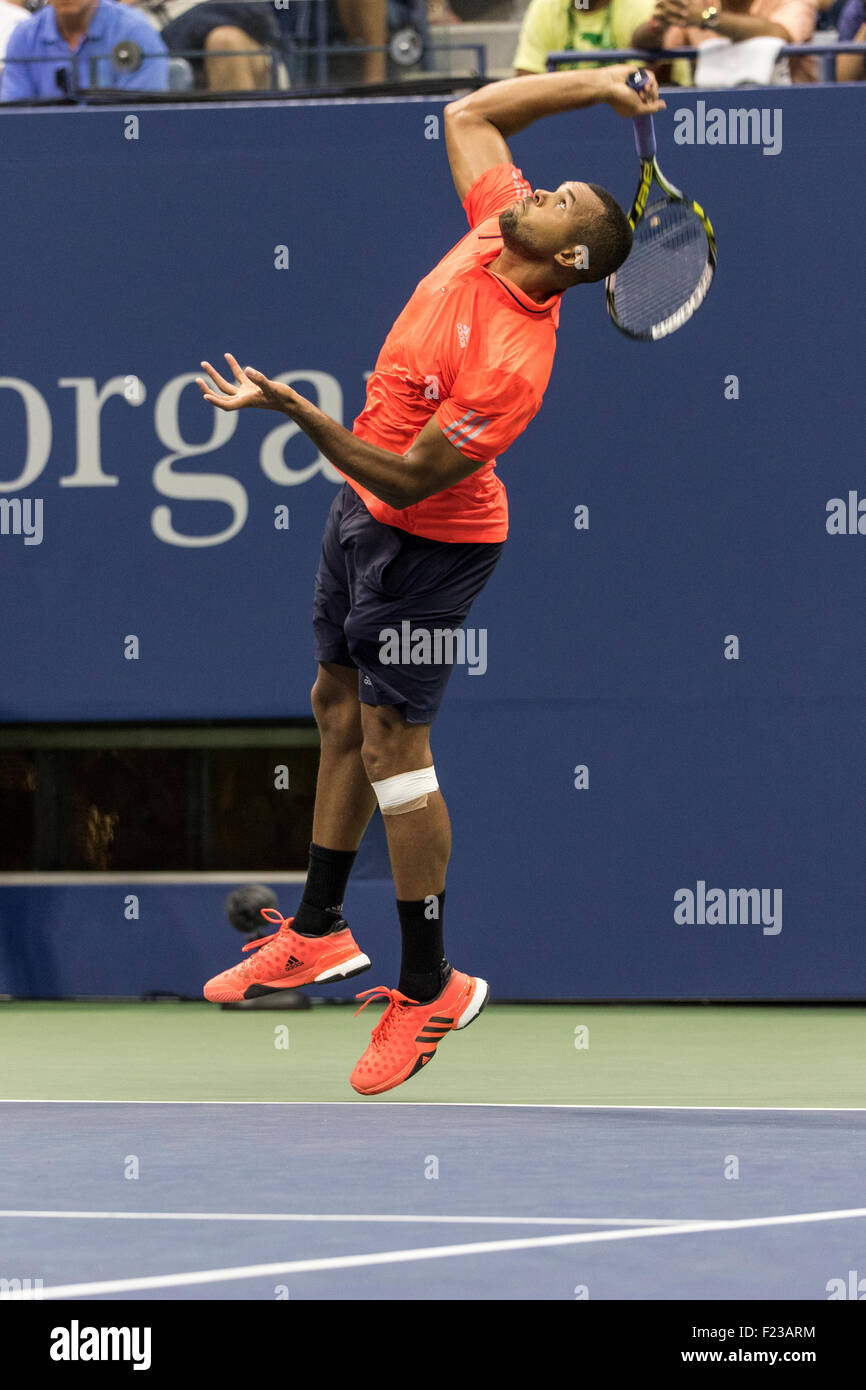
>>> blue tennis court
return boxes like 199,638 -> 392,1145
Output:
2,1100 -> 864,1301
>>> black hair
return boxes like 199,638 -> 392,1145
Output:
569,184 -> 633,286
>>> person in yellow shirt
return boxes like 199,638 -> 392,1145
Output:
514,0 -> 657,74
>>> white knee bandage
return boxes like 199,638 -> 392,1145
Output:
372,765 -> 439,816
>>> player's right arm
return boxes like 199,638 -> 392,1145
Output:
443,66 -> 664,203
197,355 -> 485,510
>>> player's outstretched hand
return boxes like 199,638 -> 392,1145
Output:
197,354 -> 288,412
603,66 -> 666,119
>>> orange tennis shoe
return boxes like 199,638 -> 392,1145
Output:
350,968 -> 489,1096
203,908 -> 371,1003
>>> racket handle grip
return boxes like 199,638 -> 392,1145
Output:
627,68 -> 657,161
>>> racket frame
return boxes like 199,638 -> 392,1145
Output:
606,72 -> 717,342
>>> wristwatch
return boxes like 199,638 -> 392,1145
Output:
700,5 -> 721,26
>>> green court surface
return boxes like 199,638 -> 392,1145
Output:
0,1002 -> 863,1107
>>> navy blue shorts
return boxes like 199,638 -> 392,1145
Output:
313,485 -> 503,725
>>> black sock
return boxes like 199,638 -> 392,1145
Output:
397,892 -> 450,1003
293,843 -> 357,937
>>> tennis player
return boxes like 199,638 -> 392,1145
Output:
197,64 -> 664,1095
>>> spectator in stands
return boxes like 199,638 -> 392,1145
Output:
296,0 -> 388,88
0,0 -> 27,72
0,0 -> 169,99
632,0 -> 818,83
815,0 -> 847,30
836,0 -> 865,76
125,1 -> 279,91
428,0 -> 460,20
332,0 -> 387,85
514,0 -> 658,75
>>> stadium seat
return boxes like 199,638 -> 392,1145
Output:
167,56 -> 194,92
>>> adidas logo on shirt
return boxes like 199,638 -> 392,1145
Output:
442,409 -> 490,449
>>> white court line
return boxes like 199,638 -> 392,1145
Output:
13,1207 -> 866,1300
0,871 -> 307,885
0,1099 -> 864,1111
0,1210 -> 692,1228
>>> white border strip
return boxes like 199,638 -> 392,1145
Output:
0,1100 -> 863,1112
0,95 -> 456,121
0,872 -> 307,885
0,1210 -> 689,1228
12,1207 -> 866,1300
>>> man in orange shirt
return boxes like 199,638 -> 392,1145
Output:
197,64 -> 663,1095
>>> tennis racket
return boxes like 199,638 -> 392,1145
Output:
606,69 -> 717,342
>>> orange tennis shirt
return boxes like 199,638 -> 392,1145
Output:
345,163 -> 561,543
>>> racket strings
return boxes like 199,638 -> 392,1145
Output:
611,199 -> 712,339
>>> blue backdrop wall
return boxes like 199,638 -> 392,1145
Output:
1,88 -> 864,998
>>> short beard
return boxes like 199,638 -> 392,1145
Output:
499,204 -> 520,241
498,203 -> 547,263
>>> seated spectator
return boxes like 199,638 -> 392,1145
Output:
515,0 -> 658,76
836,0 -> 865,77
632,0 -> 818,83
332,0 -> 387,85
292,0 -> 390,89
428,0 -> 461,20
131,1 -> 279,91
0,0 -> 28,72
1,0 -> 169,100
815,0 -> 847,28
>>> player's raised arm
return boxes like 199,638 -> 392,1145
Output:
443,66 -> 665,203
